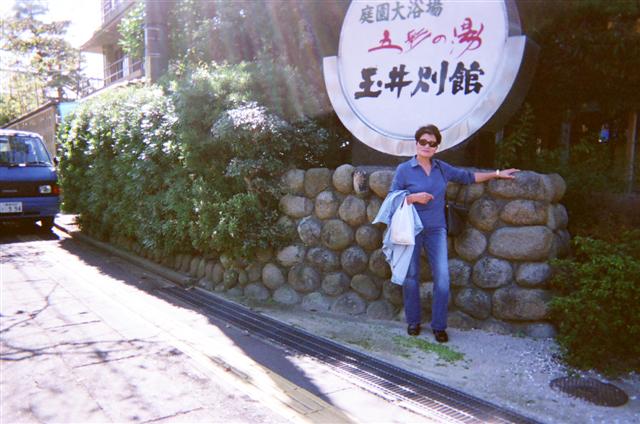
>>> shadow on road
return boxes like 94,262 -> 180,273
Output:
48,235 -> 335,407
0,221 -> 61,244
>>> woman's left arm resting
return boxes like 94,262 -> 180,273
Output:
474,168 -> 520,183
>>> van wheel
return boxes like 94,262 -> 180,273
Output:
40,217 -> 54,231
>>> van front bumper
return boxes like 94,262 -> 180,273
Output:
0,196 -> 59,221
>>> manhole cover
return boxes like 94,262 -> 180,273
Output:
550,377 -> 629,407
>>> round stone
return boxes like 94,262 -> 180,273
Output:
222,269 -> 239,290
301,292 -> 332,312
369,170 -> 395,198
180,255 -> 192,273
276,244 -> 306,267
226,286 -> 243,297
492,287 -> 551,321
547,204 -> 569,231
246,262 -> 262,282
515,262 -> 552,287
288,264 -> 321,293
382,280 -> 403,306
306,247 -> 340,272
281,169 -> 305,195
205,260 -> 216,280
315,190 -> 340,220
331,292 -> 367,315
447,310 -> 481,330
196,257 -> 207,278
350,274 -> 381,301
280,194 -> 313,218
353,169 -> 370,196
500,200 -> 548,226
276,215 -> 296,237
197,277 -> 214,291
297,216 -> 322,246
454,288 -> 491,320
489,226 -> 554,261
219,254 -> 234,269
321,219 -> 354,250
369,249 -> 391,278
454,228 -> 487,261
355,224 -> 381,251
332,164 -> 355,194
341,246 -> 368,276
273,285 -> 301,305
448,259 -> 471,288
338,195 -> 367,226
366,300 -> 396,320
237,270 -> 249,286
304,168 -> 333,198
211,263 -> 224,284
546,173 -> 566,202
488,171 -> 554,202
367,197 -> 382,222
245,283 -> 270,301
262,263 -> 285,290
480,318 -> 515,335
472,257 -> 513,289
321,272 -> 351,296
525,323 -> 557,338
459,183 -> 485,203
468,197 -> 499,232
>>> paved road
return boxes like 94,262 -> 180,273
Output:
0,222 -> 295,423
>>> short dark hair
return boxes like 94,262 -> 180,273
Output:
415,125 -> 441,145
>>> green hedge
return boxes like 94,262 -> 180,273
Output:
550,230 -> 640,375
59,64 -> 345,259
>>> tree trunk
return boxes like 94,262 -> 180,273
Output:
625,110 -> 638,193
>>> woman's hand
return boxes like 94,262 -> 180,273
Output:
407,192 -> 434,204
497,168 -> 519,179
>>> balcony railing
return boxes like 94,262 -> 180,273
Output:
105,55 -> 143,84
102,0 -> 134,25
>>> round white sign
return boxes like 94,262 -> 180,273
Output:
324,0 -> 528,155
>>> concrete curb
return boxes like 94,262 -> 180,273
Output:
54,222 -> 197,288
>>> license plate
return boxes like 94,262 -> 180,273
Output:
0,202 -> 22,213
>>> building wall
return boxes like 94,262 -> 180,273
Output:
5,104 -> 58,157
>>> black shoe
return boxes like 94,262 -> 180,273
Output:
407,323 -> 421,336
433,330 -> 448,343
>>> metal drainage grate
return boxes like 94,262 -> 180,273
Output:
550,377 -> 629,407
158,286 -> 540,424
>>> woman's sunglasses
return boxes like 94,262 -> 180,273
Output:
417,139 -> 439,148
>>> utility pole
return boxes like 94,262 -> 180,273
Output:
144,0 -> 169,83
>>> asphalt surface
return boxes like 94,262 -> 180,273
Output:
0,221 -> 425,423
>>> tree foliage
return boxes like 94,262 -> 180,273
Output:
525,0 -> 640,123
117,2 -> 145,60
0,0 -> 86,123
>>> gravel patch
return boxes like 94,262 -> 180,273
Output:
240,300 -> 640,424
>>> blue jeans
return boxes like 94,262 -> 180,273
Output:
403,227 -> 449,331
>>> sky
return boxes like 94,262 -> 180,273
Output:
1,0 -> 103,80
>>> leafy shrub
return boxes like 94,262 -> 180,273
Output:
58,64 -> 338,260
550,230 -> 640,374
58,85 -> 192,255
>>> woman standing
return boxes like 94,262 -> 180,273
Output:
390,125 -> 518,342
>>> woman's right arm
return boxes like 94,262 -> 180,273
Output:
390,165 -> 432,205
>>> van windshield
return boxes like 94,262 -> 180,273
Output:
0,135 -> 53,166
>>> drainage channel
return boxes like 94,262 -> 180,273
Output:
158,286 -> 540,424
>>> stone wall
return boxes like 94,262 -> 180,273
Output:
113,164 -> 570,338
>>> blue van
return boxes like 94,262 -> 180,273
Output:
0,129 -> 59,231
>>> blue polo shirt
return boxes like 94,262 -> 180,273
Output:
389,157 -> 475,229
